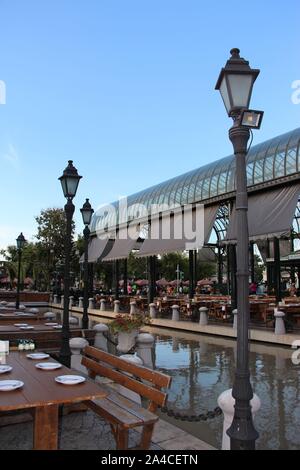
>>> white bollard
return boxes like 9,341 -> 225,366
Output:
114,300 -> 120,313
232,309 -> 238,330
149,303 -> 157,319
93,323 -> 109,351
44,311 -> 56,320
69,296 -> 74,309
274,310 -> 286,335
78,297 -> 84,308
69,337 -> 89,373
61,295 -> 64,307
88,298 -> 94,310
28,308 -> 39,314
171,305 -> 180,322
130,301 -> 137,314
199,307 -> 208,326
136,333 -> 155,369
100,299 -> 106,311
218,388 -> 261,450
53,294 -> 58,304
117,354 -> 143,404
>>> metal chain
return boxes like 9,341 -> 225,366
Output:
159,405 -> 222,422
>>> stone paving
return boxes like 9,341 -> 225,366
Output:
0,410 -> 161,450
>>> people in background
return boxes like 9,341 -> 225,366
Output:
249,281 -> 257,295
289,283 -> 297,297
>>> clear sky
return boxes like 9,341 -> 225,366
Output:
0,0 -> 299,249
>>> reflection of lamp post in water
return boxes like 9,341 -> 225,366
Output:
176,264 -> 180,295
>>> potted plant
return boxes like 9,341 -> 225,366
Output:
109,313 -> 151,353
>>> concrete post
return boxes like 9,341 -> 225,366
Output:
117,354 -> 143,404
69,296 -> 74,309
274,310 -> 286,335
114,300 -> 120,313
93,323 -> 109,351
44,311 -> 56,320
199,307 -> 208,326
28,308 -> 39,314
218,389 -> 261,450
232,309 -> 238,330
88,298 -> 94,310
130,301 -> 137,314
136,333 -> 155,369
100,299 -> 106,311
78,297 -> 84,308
61,295 -> 64,308
69,337 -> 89,373
53,294 -> 58,304
149,303 -> 157,319
171,305 -> 180,321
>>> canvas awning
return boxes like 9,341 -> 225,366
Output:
136,204 -> 219,257
80,236 -> 113,263
102,225 -> 140,261
225,184 -> 300,243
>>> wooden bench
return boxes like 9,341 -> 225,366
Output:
81,346 -> 171,450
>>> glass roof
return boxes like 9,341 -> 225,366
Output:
91,127 -> 300,233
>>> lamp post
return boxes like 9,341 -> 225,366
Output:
215,48 -> 263,450
16,233 -> 26,310
80,199 -> 94,329
58,160 -> 82,367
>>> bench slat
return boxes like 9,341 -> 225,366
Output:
84,346 -> 171,389
106,387 -> 158,423
82,356 -> 167,408
85,397 -> 142,428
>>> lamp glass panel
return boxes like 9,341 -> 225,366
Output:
66,177 -> 80,197
82,209 -> 92,225
227,74 -> 253,109
219,76 -> 231,114
60,178 -> 68,198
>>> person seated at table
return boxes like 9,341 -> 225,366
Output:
289,283 -> 297,297
249,282 -> 257,295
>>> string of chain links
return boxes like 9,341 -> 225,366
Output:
159,405 -> 222,422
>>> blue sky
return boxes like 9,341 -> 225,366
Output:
0,0 -> 299,249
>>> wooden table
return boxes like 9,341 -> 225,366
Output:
0,351 -> 107,449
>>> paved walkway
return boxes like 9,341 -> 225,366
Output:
0,410 -> 161,450
0,410 -> 215,450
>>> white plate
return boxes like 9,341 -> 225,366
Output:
36,362 -> 62,370
0,365 -> 12,374
55,375 -> 86,385
45,322 -> 58,326
0,380 -> 24,391
14,323 -> 28,327
52,325 -> 62,329
19,326 -> 34,330
26,353 -> 50,360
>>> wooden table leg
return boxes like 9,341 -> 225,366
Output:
34,404 -> 59,450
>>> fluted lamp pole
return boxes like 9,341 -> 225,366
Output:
80,199 -> 94,330
16,232 -> 26,310
58,160 -> 82,367
215,48 -> 263,450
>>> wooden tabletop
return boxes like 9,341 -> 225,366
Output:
0,351 -> 107,412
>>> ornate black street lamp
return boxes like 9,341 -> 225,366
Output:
215,49 -> 263,450
58,160 -> 82,367
16,232 -> 26,310
80,199 -> 94,329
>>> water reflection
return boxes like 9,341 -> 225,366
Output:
150,328 -> 300,450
